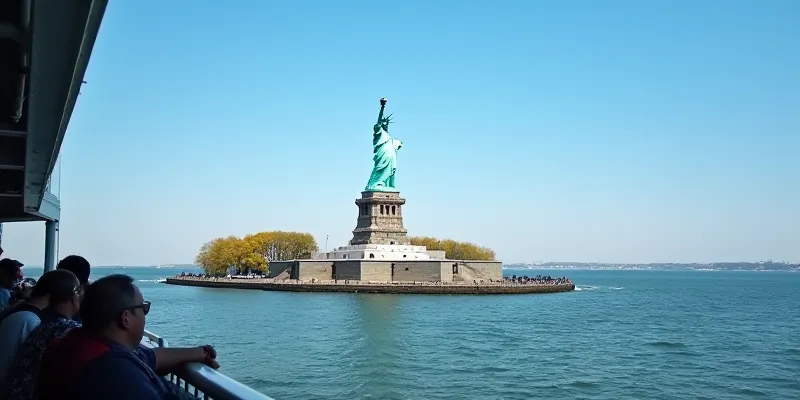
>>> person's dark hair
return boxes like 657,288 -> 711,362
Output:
56,255 -> 91,285
80,274 -> 137,332
0,258 -> 21,283
34,269 -> 80,304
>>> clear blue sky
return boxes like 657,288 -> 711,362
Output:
3,0 -> 799,266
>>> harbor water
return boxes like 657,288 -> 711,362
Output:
26,267 -> 800,399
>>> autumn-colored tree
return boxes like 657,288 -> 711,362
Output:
194,236 -> 249,276
409,236 -> 496,261
195,231 -> 319,276
245,231 -> 318,262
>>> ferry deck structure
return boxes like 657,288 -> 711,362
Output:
0,1 -> 272,398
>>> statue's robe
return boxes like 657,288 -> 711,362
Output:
365,127 -> 402,191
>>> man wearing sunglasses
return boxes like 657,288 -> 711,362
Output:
34,274 -> 218,400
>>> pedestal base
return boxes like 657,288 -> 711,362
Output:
267,258 -> 503,283
319,244 -> 445,261
351,191 -> 409,245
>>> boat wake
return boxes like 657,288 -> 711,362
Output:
138,278 -> 167,283
574,285 -> 625,291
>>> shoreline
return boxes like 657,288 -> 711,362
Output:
164,277 -> 575,295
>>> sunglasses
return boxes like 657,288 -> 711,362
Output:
127,301 -> 151,316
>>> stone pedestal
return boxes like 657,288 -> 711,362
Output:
272,190 -> 504,284
351,191 -> 409,245
321,243 -> 443,261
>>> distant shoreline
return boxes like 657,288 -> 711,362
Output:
18,265 -> 799,273
164,277 -> 576,295
506,267 -> 799,272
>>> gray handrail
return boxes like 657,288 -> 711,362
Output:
175,362 -> 274,400
143,330 -> 165,347
142,330 -> 274,400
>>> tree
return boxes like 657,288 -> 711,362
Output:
245,231 -> 318,262
195,231 -> 319,276
409,236 -> 496,261
194,236 -> 248,276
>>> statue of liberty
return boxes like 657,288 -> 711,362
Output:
365,98 -> 403,192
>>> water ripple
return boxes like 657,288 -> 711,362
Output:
115,268 -> 800,400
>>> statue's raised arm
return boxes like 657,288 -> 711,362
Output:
377,97 -> 387,126
374,97 -> 391,134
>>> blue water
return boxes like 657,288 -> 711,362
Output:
24,267 -> 800,399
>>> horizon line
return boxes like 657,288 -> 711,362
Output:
17,260 -> 800,269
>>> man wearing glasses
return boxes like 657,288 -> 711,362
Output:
35,274 -> 218,400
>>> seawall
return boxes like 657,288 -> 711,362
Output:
164,277 -> 575,295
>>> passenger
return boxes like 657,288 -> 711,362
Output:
1,270 -> 82,400
0,272 -> 63,380
34,274 -> 218,400
8,278 -> 37,307
56,255 -> 91,288
0,280 -> 36,323
0,259 -> 23,309
56,255 -> 91,323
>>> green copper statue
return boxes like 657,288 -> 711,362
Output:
365,97 -> 403,192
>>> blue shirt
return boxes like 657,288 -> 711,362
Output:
0,288 -> 10,309
70,344 -> 167,400
0,304 -> 41,380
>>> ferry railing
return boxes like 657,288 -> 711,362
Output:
142,330 -> 275,400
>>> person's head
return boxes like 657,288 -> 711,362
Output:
40,269 -> 82,317
80,274 -> 149,348
0,258 -> 23,289
56,255 -> 91,287
29,271 -> 62,302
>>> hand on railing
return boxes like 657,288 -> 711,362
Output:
197,345 -> 220,369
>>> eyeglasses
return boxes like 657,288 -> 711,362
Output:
128,301 -> 151,316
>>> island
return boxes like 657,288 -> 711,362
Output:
165,99 -> 574,295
